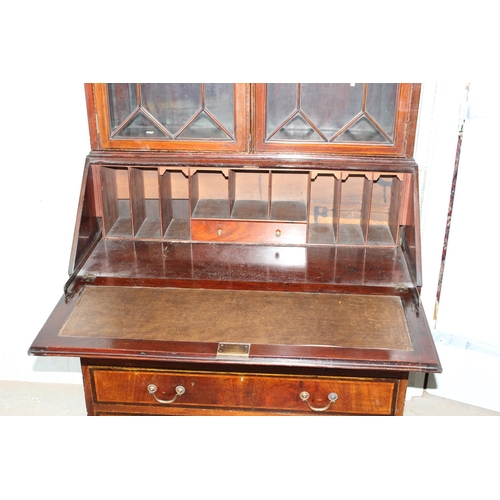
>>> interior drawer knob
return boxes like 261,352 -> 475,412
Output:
299,391 -> 338,412
147,384 -> 185,404
275,229 -> 281,237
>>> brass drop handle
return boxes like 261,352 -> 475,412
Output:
275,229 -> 281,237
300,391 -> 338,412
147,384 -> 185,404
217,229 -> 223,236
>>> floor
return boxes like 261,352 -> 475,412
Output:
1,381 -> 499,415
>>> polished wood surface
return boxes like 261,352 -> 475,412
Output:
90,366 -> 400,415
80,360 -> 410,415
191,220 -> 308,244
77,240 -> 414,289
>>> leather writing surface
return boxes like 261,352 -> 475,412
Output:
59,286 -> 411,350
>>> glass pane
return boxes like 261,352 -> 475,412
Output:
108,84 -> 138,131
366,83 -> 398,140
265,83 -> 397,144
140,83 -> 171,127
266,83 -> 297,138
334,116 -> 389,143
272,114 -> 325,142
204,83 -> 235,138
144,83 -> 201,136
178,112 -> 229,140
116,111 -> 168,138
139,83 -> 234,140
301,83 -> 363,140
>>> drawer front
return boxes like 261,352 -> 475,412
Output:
191,220 -> 307,244
91,368 -> 398,415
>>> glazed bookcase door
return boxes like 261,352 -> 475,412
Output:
91,84 -> 249,152
254,84 -> 420,156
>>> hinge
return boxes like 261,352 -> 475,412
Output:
63,223 -> 102,300
394,285 -> 420,314
64,273 -> 97,301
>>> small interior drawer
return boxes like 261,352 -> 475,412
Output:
90,367 -> 398,415
191,220 -> 307,244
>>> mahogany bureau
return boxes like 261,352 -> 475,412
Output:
29,83 -> 441,415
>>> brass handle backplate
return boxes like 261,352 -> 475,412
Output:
299,391 -> 338,412
147,384 -> 185,404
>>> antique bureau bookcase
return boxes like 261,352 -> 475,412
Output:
29,83 -> 441,416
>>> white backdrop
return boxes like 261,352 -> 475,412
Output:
1,82 -> 90,383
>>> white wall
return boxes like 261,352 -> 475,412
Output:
415,83 -> 466,322
1,82 -> 89,383
421,83 -> 500,411
406,83 -> 466,398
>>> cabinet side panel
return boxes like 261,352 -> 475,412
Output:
68,160 -> 102,275
403,84 -> 422,158
400,172 -> 422,287
81,361 -> 94,416
85,84 -> 99,150
394,374 -> 409,415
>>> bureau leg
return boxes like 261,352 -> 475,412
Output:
394,373 -> 409,416
80,359 -> 95,416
